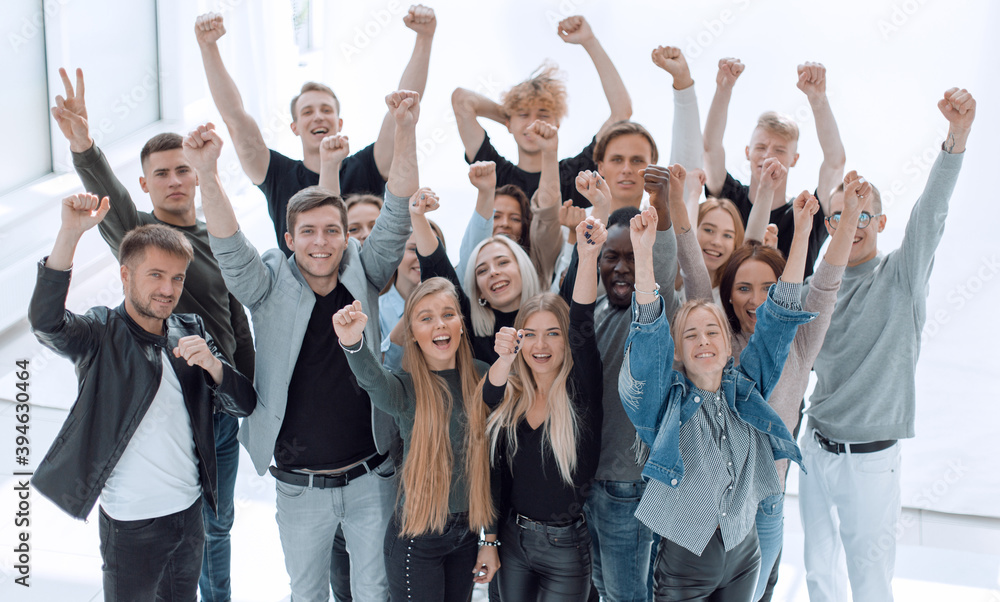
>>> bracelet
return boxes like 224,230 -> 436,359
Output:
479,540 -> 501,547
339,337 -> 364,354
633,283 -> 660,297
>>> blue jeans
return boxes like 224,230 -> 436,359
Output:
753,492 -> 784,601
583,480 -> 655,602
200,412 -> 239,602
275,457 -> 397,602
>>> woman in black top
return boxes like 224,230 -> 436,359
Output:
482,217 -> 606,601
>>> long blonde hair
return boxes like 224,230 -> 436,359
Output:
464,236 -> 541,337
484,293 -> 579,485
399,278 -> 494,537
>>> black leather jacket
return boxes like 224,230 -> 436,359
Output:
28,261 -> 257,520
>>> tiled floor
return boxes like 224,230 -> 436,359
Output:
0,399 -> 998,601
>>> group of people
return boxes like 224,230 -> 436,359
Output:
29,5 -> 977,602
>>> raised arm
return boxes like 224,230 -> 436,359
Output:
451,88 -> 504,162
52,68 -> 141,252
558,16 -> 632,136
783,192 -> 820,285
30,193 -> 110,362
409,187 -> 442,257
704,58 -> 744,196
745,158 -> 787,243
823,172 -> 866,267
385,91 -> 421,198
458,162 -> 498,278
333,300 -> 409,416
897,88 -> 974,287
798,62 -> 846,212
195,13 -> 270,185
372,5 -> 436,178
317,134 -> 349,195
573,216 -> 606,305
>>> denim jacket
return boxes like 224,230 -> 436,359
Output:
618,286 -> 814,489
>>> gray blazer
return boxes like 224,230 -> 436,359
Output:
210,190 -> 411,476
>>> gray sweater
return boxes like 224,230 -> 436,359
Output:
807,150 -> 964,442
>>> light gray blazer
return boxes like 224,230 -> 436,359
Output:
210,190 -> 411,476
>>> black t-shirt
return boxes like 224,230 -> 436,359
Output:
708,172 -> 828,278
276,283 -> 377,470
259,144 -> 386,256
485,301 -> 603,523
469,132 -> 598,208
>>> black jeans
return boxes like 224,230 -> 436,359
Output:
498,515 -> 592,602
653,528 -> 760,602
98,498 -> 205,602
384,510 -> 479,601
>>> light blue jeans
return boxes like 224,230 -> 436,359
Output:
200,412 -> 240,602
274,458 -> 397,602
753,492 -> 785,601
583,480 -> 655,602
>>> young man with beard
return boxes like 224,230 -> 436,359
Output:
799,88 -> 975,602
559,166 -> 681,601
195,6 -> 435,257
190,90 -> 419,601
50,67 -> 256,602
29,201 -> 256,601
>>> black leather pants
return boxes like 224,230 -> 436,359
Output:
497,515 -> 592,602
653,528 -> 761,601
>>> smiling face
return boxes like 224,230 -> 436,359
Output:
347,202 -> 380,245
409,291 -> 464,371
597,133 -> 653,207
746,126 -> 799,182
291,90 -> 343,154
697,208 -> 738,275
493,194 -> 524,243
675,306 -> 732,385
140,149 -> 198,226
474,241 -> 523,313
600,225 -> 635,308
729,259 -> 778,334
121,247 -> 188,334
285,205 -> 348,291
519,310 -> 565,377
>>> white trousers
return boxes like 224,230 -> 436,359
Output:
798,429 -> 902,602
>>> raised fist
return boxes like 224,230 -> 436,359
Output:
577,216 -> 608,258
938,87 -> 976,131
403,5 -> 436,37
558,200 -> 587,230
408,188 -> 441,216
493,327 -> 522,364
525,120 -> 559,153
651,46 -> 693,89
756,157 -> 788,198
182,123 -> 224,173
575,170 -> 610,209
320,134 -> 350,165
60,192 -> 110,235
841,170 -> 871,220
796,62 -> 827,99
641,165 -> 671,208
557,16 -> 594,45
667,163 -> 687,206
195,12 -> 226,46
386,90 -> 420,127
629,207 -> 658,252
51,67 -> 91,152
792,191 -> 819,235
468,161 -> 497,192
332,300 -> 368,348
173,335 -> 223,375
763,224 -> 779,249
716,57 -> 744,89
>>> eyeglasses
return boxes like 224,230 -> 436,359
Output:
825,212 -> 883,231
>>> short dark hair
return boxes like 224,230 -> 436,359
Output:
139,133 -> 184,170
291,82 -> 340,120
119,224 -> 194,269
719,241 -> 787,335
495,184 -> 532,251
594,121 -> 658,165
286,186 -> 348,235
607,206 -> 642,230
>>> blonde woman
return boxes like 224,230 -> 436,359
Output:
483,217 -> 605,601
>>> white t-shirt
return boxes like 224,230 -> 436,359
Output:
100,351 -> 201,520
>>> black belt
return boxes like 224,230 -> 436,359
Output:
269,452 -> 388,489
514,513 -> 585,535
814,431 -> 896,455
